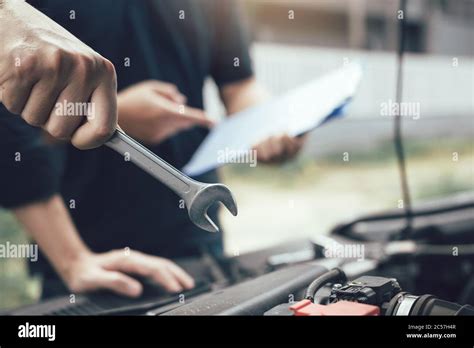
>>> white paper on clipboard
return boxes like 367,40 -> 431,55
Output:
183,63 -> 363,176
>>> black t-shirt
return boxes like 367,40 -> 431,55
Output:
0,0 -> 253,279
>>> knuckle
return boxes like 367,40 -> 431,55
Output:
138,267 -> 152,277
129,250 -> 142,258
46,123 -> 70,139
103,58 -> 116,74
71,138 -> 87,150
123,249 -> 138,259
42,48 -> 67,77
22,112 -> 45,127
111,276 -> 125,288
110,248 -> 123,255
106,250 -> 123,262
92,122 -> 115,141
99,58 -> 116,77
162,259 -> 174,268
49,48 -> 65,70
103,60 -> 117,87
1,94 -> 17,114
49,48 -> 74,76
153,267 -> 166,278
74,54 -> 96,76
2,102 -> 16,114
161,82 -> 177,90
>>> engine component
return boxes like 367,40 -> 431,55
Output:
264,269 -> 474,316
328,276 -> 402,311
289,299 -> 379,316
386,293 -> 474,316
305,267 -> 346,302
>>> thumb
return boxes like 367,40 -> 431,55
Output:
94,270 -> 143,297
171,105 -> 215,128
149,82 -> 186,104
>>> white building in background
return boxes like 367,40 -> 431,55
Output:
245,0 -> 474,56
204,0 -> 473,154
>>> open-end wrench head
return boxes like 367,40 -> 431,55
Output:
187,183 -> 238,233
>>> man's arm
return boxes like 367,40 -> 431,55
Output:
209,0 -> 305,164
219,77 -> 270,115
0,0 -> 117,149
14,195 -> 195,297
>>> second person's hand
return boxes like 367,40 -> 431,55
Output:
253,134 -> 307,164
118,80 -> 214,145
62,249 -> 195,297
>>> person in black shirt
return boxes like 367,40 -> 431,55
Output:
0,0 -> 306,298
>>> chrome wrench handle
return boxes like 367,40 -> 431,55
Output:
105,129 -> 194,195
105,128 -> 238,233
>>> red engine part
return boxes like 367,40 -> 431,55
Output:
289,299 -> 380,316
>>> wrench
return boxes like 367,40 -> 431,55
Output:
105,129 -> 238,232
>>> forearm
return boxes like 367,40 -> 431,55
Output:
13,195 -> 91,280
12,195 -> 194,296
0,0 -> 75,49
220,77 -> 270,115
0,1 -> 26,36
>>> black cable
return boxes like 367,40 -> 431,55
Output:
394,0 -> 414,240
331,198 -> 474,239
305,268 -> 346,303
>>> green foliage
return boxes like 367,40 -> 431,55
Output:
0,210 -> 40,310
